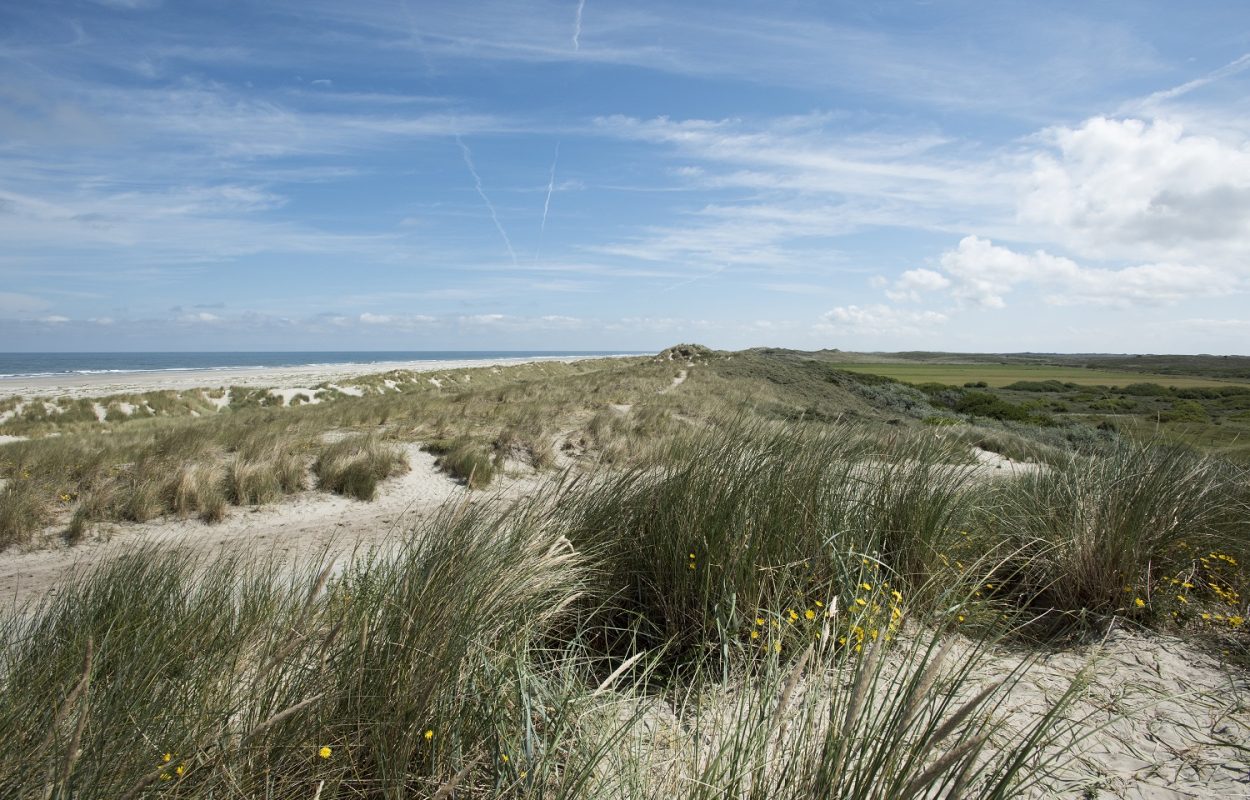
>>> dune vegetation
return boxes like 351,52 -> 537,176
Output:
1,346 -> 1249,797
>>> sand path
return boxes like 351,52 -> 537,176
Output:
0,444 -> 542,608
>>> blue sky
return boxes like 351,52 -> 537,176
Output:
3,1 -> 1250,352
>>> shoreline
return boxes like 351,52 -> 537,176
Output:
0,353 -> 644,399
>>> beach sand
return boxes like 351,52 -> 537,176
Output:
0,354 -> 635,400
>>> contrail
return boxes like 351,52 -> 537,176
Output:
572,0 -> 586,51
534,143 -> 560,264
456,136 -> 518,265
1126,52 -> 1250,111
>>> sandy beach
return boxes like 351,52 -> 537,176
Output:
0,353 -> 639,400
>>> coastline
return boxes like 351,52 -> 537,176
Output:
0,353 -> 643,399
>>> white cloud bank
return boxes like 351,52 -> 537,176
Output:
1020,116 -> 1250,266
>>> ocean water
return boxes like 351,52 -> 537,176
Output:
0,351 -> 632,379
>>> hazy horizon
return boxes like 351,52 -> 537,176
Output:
4,1 -> 1250,353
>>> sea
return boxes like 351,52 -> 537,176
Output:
0,351 -> 635,379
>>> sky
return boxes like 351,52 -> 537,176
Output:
2,1 -> 1250,353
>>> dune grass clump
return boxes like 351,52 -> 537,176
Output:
981,440 -> 1249,631
314,435 -> 408,500
427,436 -> 495,489
558,422 -> 977,664
0,476 -> 47,549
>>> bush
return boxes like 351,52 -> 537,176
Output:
1160,399 -> 1211,423
954,392 -> 1035,423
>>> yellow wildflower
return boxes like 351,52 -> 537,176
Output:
804,609 -> 816,620
854,598 -> 867,607
424,729 -> 434,741
1134,598 -> 1145,608
860,582 -> 872,591
318,746 -> 332,759
750,630 -> 759,640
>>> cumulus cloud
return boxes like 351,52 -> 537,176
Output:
817,304 -> 947,336
926,235 -> 1237,308
1020,116 -> 1250,265
885,268 -> 950,302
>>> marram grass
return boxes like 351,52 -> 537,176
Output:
0,432 -> 1098,799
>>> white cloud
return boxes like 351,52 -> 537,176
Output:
817,304 -> 948,336
1020,116 -> 1250,266
929,236 -> 1237,308
38,315 -> 71,323
886,268 -> 950,302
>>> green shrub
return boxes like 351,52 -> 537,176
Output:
1160,399 -> 1211,423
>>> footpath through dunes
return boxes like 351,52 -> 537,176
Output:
0,444 -> 545,607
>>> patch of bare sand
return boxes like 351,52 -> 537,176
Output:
998,627 -> 1250,798
0,444 -> 543,608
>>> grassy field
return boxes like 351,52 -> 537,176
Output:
2,345 -> 1250,797
830,362 -> 1249,388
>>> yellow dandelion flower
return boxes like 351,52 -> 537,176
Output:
175,765 -> 185,778
424,729 -> 434,741
688,552 -> 695,559
501,753 -> 509,763
687,563 -> 696,570
1230,616 -> 1245,627
773,641 -> 782,653
755,617 -> 764,626
891,590 -> 902,602
788,609 -> 799,620
860,582 -> 872,591
162,753 -> 172,764
815,600 -> 824,608
804,609 -> 816,620
1176,595 -> 1189,604
750,630 -> 759,639
957,614 -> 966,623
854,598 -> 867,607
1134,598 -> 1145,608
1202,613 -> 1212,621
318,746 -> 332,759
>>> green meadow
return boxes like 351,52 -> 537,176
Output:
831,362 -> 1249,388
